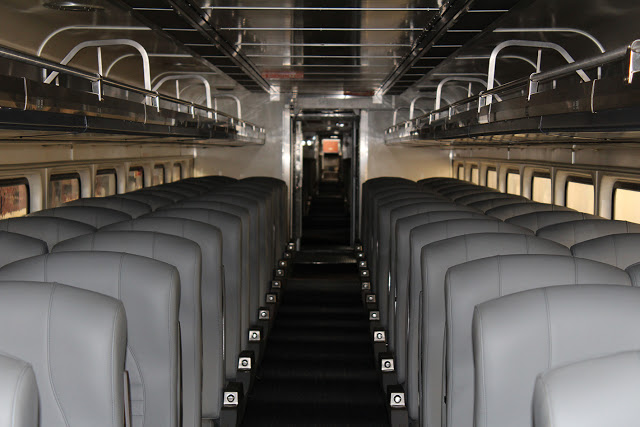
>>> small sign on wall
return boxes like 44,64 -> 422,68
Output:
322,139 -> 340,154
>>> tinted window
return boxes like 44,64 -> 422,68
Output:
486,168 -> 497,189
613,183 -> 640,224
128,167 -> 144,191
566,177 -> 594,214
173,163 -> 182,182
457,165 -> 464,180
95,169 -> 117,197
532,174 -> 552,203
49,173 -> 80,208
0,178 -> 29,219
506,170 -> 521,195
470,166 -> 479,184
153,165 -> 165,186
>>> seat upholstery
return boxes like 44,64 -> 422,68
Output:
413,232 -> 569,425
29,206 -> 131,228
473,285 -> 640,427
571,233 -> 640,269
469,196 -> 533,212
0,354 -> 38,427
0,281 -> 126,427
112,193 -> 173,211
64,197 -> 151,218
486,202 -> 575,221
102,217 -> 224,421
0,217 -> 96,250
445,255 -> 631,427
148,185 -> 200,198
52,232 -> 202,427
0,231 -> 47,268
444,187 -> 497,201
455,192 -> 525,206
506,211 -> 602,233
134,189 -> 185,203
533,350 -> 640,427
391,210 -> 487,358
0,252 -> 180,427
147,208 -> 244,380
537,219 -> 640,247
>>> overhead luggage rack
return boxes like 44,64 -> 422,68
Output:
385,39 -> 640,147
0,45 -> 266,145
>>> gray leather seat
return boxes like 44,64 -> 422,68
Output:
239,177 -> 288,253
506,211 -> 602,233
473,284 -> 640,427
101,217 -> 224,422
0,281 -> 126,427
149,184 -> 200,198
0,231 -> 47,268
146,208 -> 244,381
52,232 -> 202,427
486,202 -> 575,221
533,350 -> 640,427
64,197 -> 151,218
445,255 -> 630,427
469,196 -> 534,212
411,232 -> 569,425
29,206 -> 131,228
0,354 -> 38,427
571,233 -> 640,269
192,194 -> 268,309
134,189 -> 185,203
418,177 -> 459,188
0,217 -> 96,250
0,252 -> 181,427
112,193 -> 174,211
455,192 -> 525,206
444,187 -> 497,200
537,219 -> 640,247
422,179 -> 465,191
391,210 -> 487,357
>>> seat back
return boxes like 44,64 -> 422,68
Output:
29,206 -> 131,228
64,197 -> 151,218
473,285 -> 640,427
533,350 -> 640,427
102,217 -> 225,420
506,211 -> 602,232
537,219 -> 640,247
0,217 -> 95,250
444,187 -> 497,200
112,193 -> 173,211
469,196 -> 532,212
571,233 -> 640,269
146,208 -> 244,380
0,281 -> 126,427
391,210 -> 486,359
455,192 -> 524,206
486,202 -> 574,220
0,354 -> 38,427
52,232 -> 202,427
0,252 -> 180,427
134,189 -> 185,202
0,231 -> 47,268
445,255 -> 630,427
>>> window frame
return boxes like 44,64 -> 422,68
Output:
469,164 -> 479,184
0,177 -> 30,217
564,175 -> 595,213
49,172 -> 81,208
531,171 -> 552,203
128,166 -> 145,191
457,164 -> 465,180
173,162 -> 183,182
95,168 -> 118,197
505,168 -> 521,195
153,164 -> 165,186
486,166 -> 498,189
612,180 -> 640,220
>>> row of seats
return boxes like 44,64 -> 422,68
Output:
361,176 -> 640,427
0,175 -> 288,427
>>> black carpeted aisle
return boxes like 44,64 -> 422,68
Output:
241,261 -> 390,426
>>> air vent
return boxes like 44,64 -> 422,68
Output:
42,1 -> 103,12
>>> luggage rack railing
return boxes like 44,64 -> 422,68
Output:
385,39 -> 640,139
0,44 -> 265,138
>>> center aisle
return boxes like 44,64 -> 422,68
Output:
241,253 -> 390,426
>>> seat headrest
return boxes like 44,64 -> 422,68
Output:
0,231 -> 47,268
507,211 -> 602,232
537,219 -> 640,247
0,354 -> 38,427
533,350 -> 640,427
445,255 -> 631,427
572,233 -> 640,270
112,193 -> 173,211
0,281 -> 126,427
486,202 -> 574,221
0,217 -> 95,250
473,284 -> 640,427
64,197 -> 151,218
29,206 -> 131,228
468,197 -> 532,212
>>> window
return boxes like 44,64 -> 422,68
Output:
0,178 -> 29,219
49,173 -> 80,208
128,167 -> 144,191
532,172 -> 552,204
470,165 -> 479,184
95,169 -> 117,198
486,167 -> 498,189
153,165 -> 165,186
506,170 -> 521,195
566,176 -> 595,214
457,164 -> 464,180
613,182 -> 640,224
173,163 -> 182,182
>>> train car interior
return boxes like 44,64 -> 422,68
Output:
0,0 -> 640,426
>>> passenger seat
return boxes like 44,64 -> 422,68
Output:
0,354 -> 38,427
0,231 -> 47,268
